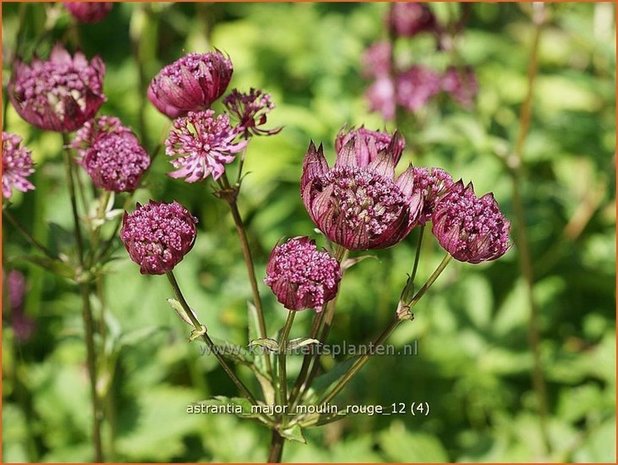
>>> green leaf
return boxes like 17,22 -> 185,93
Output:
12,255 -> 74,279
249,337 -> 279,353
167,298 -> 194,326
278,424 -> 306,443
379,422 -> 448,462
287,337 -> 320,351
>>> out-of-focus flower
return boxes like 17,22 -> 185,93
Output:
362,42 -> 392,79
412,167 -> 454,226
64,2 -> 113,23
388,3 -> 437,38
70,115 -> 137,161
148,51 -> 233,119
2,132 -> 35,199
396,65 -> 442,112
3,270 -> 35,343
165,110 -> 246,182
441,66 -> 479,107
265,237 -> 342,311
223,88 -> 282,138
120,201 -> 198,275
8,44 -> 105,133
81,134 -> 150,193
432,180 -> 510,263
366,76 -> 396,121
301,128 -> 422,250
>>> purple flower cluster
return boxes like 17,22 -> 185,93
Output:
412,167 -> 454,226
2,132 -> 35,199
4,270 -> 35,342
71,116 -> 150,192
224,88 -> 282,138
363,4 -> 478,119
165,110 -> 246,182
64,2 -> 113,23
148,52 -> 233,119
120,201 -> 198,275
265,237 -> 342,311
302,127 -> 422,250
8,45 -> 105,132
432,181 -> 510,263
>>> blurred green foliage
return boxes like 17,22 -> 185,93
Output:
2,2 -> 615,463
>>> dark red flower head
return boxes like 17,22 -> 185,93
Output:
302,128 -> 422,250
8,44 -> 105,133
148,51 -> 233,119
120,201 -> 198,275
64,2 -> 113,23
265,237 -> 342,312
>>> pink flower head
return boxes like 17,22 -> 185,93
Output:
2,132 -> 35,199
165,110 -> 247,182
64,2 -> 113,23
8,44 -> 105,133
366,76 -> 396,120
265,237 -> 342,311
120,201 -> 198,275
148,51 -> 233,119
388,3 -> 437,38
362,42 -> 391,79
412,167 -> 454,226
81,134 -> 150,193
223,88 -> 282,138
335,126 -> 405,167
71,115 -> 137,161
396,65 -> 442,112
301,128 -> 422,250
442,66 -> 479,107
432,181 -> 510,263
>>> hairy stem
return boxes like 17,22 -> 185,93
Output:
510,4 -> 551,455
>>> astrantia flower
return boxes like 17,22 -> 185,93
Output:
64,2 -> 113,23
81,134 -> 150,193
148,51 -> 233,119
396,65 -> 442,112
8,44 -> 105,132
165,110 -> 246,182
334,126 -> 405,167
120,201 -> 198,275
2,132 -> 35,199
223,88 -> 282,138
301,129 -> 422,250
362,42 -> 391,79
412,167 -> 454,226
71,115 -> 136,161
388,3 -> 437,38
442,66 -> 479,107
432,181 -> 510,263
366,76 -> 396,120
265,237 -> 342,311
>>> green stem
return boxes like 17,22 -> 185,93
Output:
62,135 -> 85,268
165,271 -> 261,407
510,3 -> 551,455
3,209 -> 58,260
410,225 -> 425,285
316,254 -> 452,407
277,310 -> 296,409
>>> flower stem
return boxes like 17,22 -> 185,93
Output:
316,253 -> 452,407
220,174 -> 273,377
510,3 -> 551,455
277,310 -> 296,409
62,135 -> 104,461
267,429 -> 285,463
165,271 -> 261,407
3,209 -> 58,260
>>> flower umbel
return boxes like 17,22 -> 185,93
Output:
71,115 -> 137,161
120,201 -> 198,275
388,3 -> 437,38
165,110 -> 247,182
148,51 -> 233,119
64,2 -> 113,23
223,88 -> 282,138
412,167 -> 454,226
301,128 -> 422,250
265,237 -> 342,311
432,180 -> 510,263
441,66 -> 479,107
2,132 -> 35,199
8,44 -> 105,132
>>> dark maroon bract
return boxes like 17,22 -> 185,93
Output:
301,128 -> 422,250
265,237 -> 342,311
8,45 -> 106,133
432,181 -> 510,263
120,201 -> 198,275
147,52 -> 233,119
